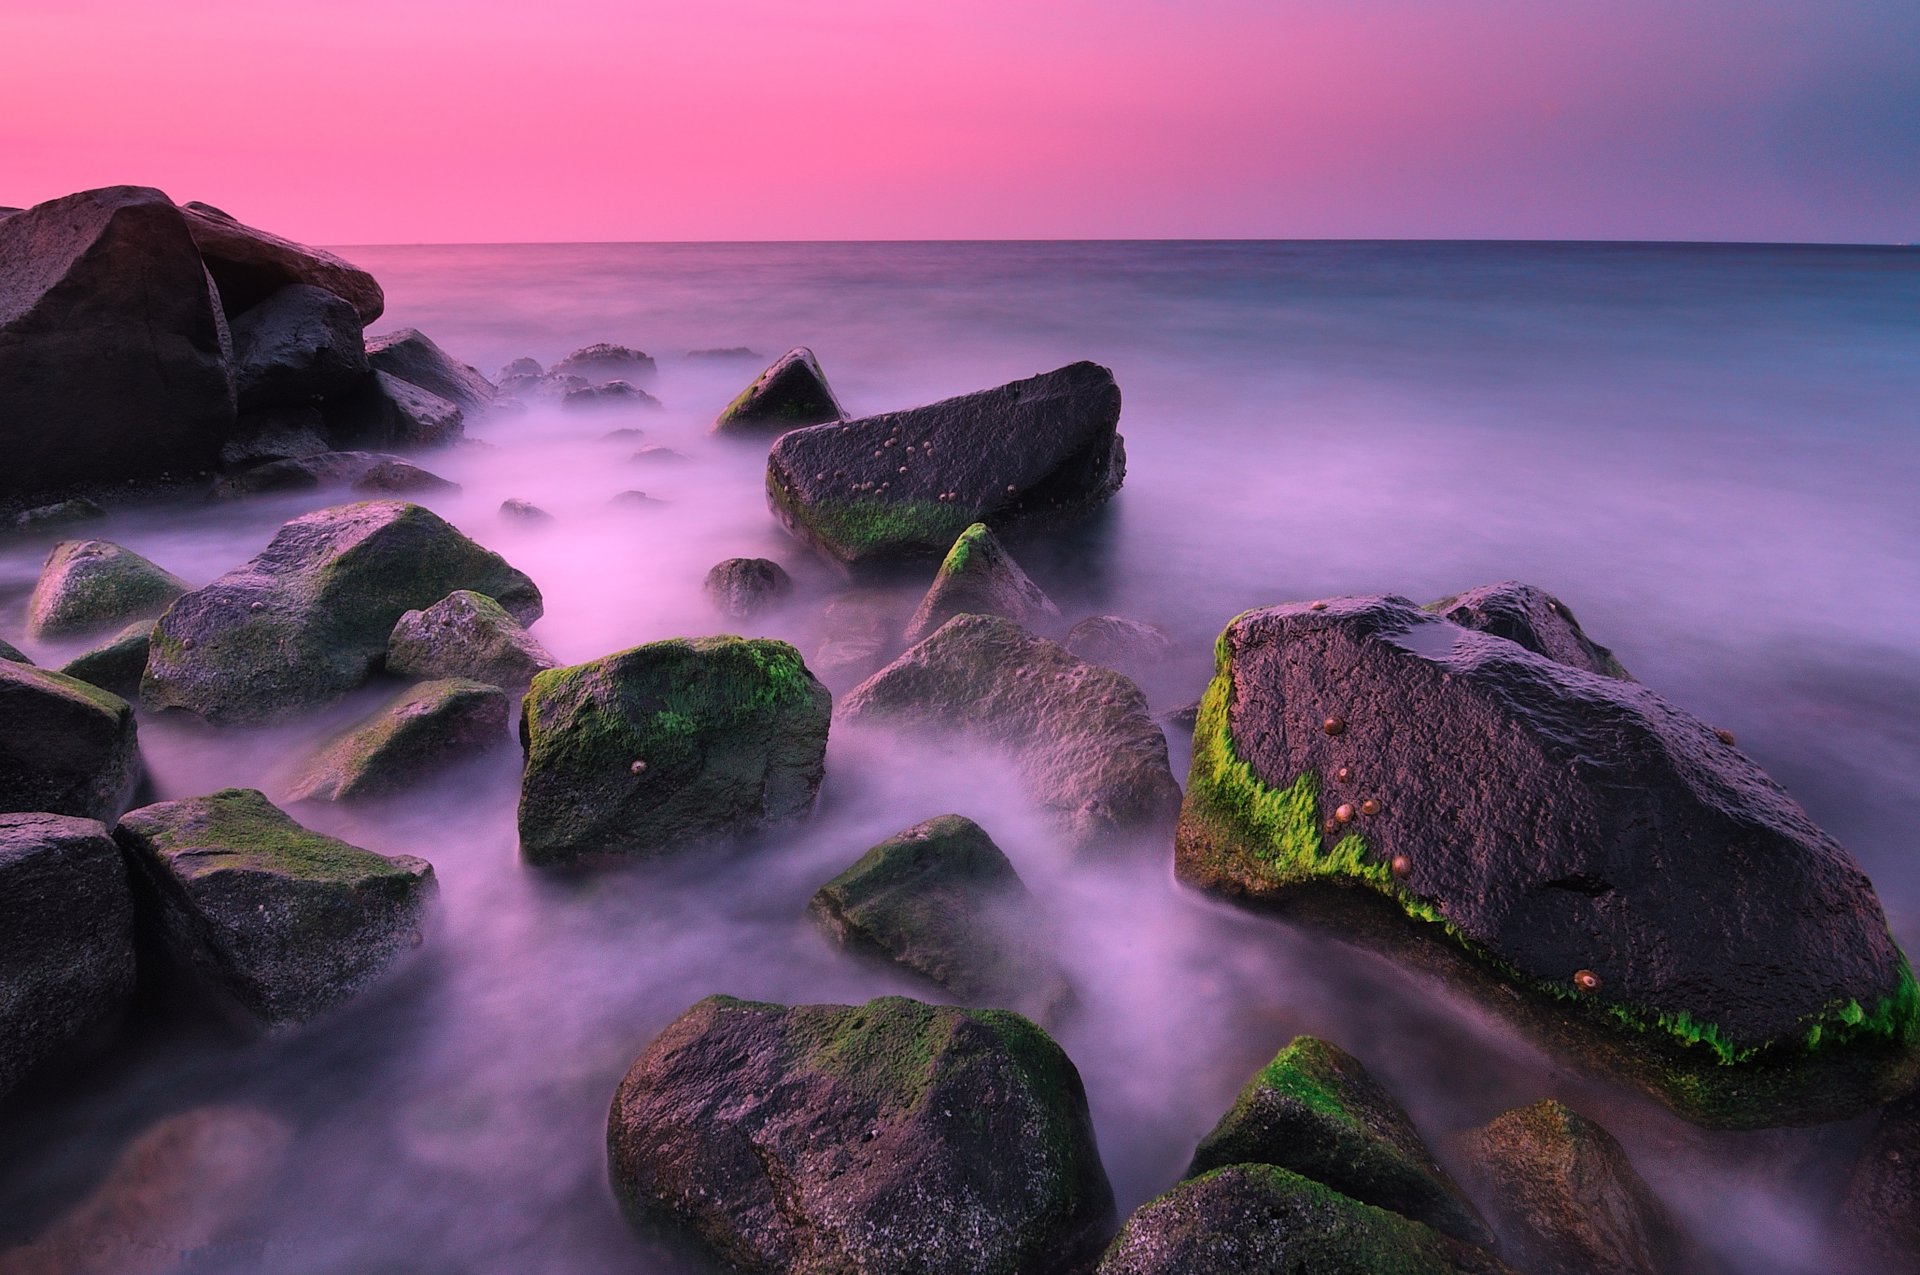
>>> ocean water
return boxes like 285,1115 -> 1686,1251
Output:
1,240 -> 1917,1272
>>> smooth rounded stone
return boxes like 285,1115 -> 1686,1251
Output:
608,994 -> 1113,1274
1067,615 -> 1177,680
552,342 -> 655,382
208,449 -> 445,499
114,788 -> 436,1027
364,328 -> 496,413
287,678 -> 510,803
0,812 -> 136,1096
230,283 -> 369,410
1186,1036 -> 1489,1245
1427,581 -> 1631,680
1175,594 -> 1918,1126
808,814 -> 1068,1015
1453,1100 -> 1698,1275
58,620 -> 154,698
839,614 -> 1182,850
601,426 -> 645,441
0,660 -> 141,822
1837,1093 -> 1920,1270
518,636 -> 830,866
1097,1164 -> 1513,1275
901,522 -> 1061,646
499,498 -> 554,524
388,589 -> 556,690
26,539 -> 189,640
14,498 -> 107,530
354,456 -> 461,494
220,405 -> 333,468
712,346 -> 845,437
143,500 -> 542,724
0,635 -> 28,663
564,381 -> 660,412
703,557 -> 793,622
0,187 -> 236,498
498,356 -> 543,380
182,198 -> 383,323
766,361 -> 1127,570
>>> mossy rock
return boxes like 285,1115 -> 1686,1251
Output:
142,500 -> 541,724
387,589 -> 556,690
113,788 -> 436,1027
517,636 -> 831,866
58,619 -> 153,698
287,678 -> 511,803
608,994 -> 1113,1274
0,659 -> 141,822
901,523 -> 1062,645
26,539 -> 189,640
712,346 -> 844,437
1097,1164 -> 1514,1275
1186,1035 -> 1488,1244
0,636 -> 31,664
1426,581 -> 1631,680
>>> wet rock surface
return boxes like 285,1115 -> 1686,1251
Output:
230,283 -> 369,410
387,589 -> 556,690
1428,581 -> 1631,680
702,556 -> 793,622
287,678 -> 511,803
562,380 -> 659,412
364,328 -> 495,414
1066,614 -> 1177,681
712,346 -> 844,436
182,198 -> 383,323
0,660 -> 141,822
26,540 -> 189,640
1836,1093 -> 1920,1272
901,522 -> 1061,646
333,371 -> 465,450
57,620 -> 154,699
220,405 -> 333,468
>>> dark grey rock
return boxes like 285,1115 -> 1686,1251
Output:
1066,615 -> 1177,681
901,522 -> 1060,646
387,589 -> 556,690
14,498 -> 107,530
287,678 -> 510,803
0,660 -> 140,822
499,498 -> 554,524
712,346 -> 844,436
364,329 -> 494,413
181,200 -> 384,323
231,283 -> 368,410
1428,581 -> 1631,680
1837,1092 -> 1920,1271
57,620 -> 153,699
209,451 -> 452,500
26,539 -> 188,640
563,380 -> 660,412
552,342 -> 654,382
703,557 -> 793,622
220,405 -> 333,467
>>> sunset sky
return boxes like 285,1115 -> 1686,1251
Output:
2,0 -> 1914,244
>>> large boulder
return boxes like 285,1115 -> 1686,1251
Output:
181,199 -> 384,323
364,329 -> 495,414
230,283 -> 369,410
839,615 -> 1181,849
26,539 -> 189,640
58,620 -> 155,699
387,589 -> 556,690
608,994 -> 1113,1274
0,186 -> 236,497
1175,595 -> 1918,1125
143,501 -> 541,724
901,522 -> 1061,646
766,361 -> 1126,569
0,812 -> 136,1096
287,678 -> 511,803
712,346 -> 844,436
1427,581 -> 1631,680
114,788 -> 435,1026
0,660 -> 141,822
331,370 -> 466,449
220,404 -> 333,467
703,557 -> 793,622
517,637 -> 830,866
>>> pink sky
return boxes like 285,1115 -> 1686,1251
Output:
2,0 -> 1913,243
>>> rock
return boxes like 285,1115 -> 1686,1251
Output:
766,361 -> 1126,570
901,522 -> 1061,646
552,342 -> 654,382
712,346 -> 844,436
1175,595 -> 1917,1126
353,456 -> 460,494
498,356 -> 543,380
15,498 -> 107,530
1097,1164 -> 1511,1275
208,449 -> 444,499
287,678 -> 510,803
114,788 -> 435,1026
388,589 -> 555,689
1837,1093 -> 1920,1270
0,636 -> 29,663
611,489 -> 665,509
499,498 -> 553,524
0,661 -> 140,822
230,283 -> 368,410
364,329 -> 495,414
26,539 -> 189,640
182,199 -> 383,323
331,370 -> 465,449
220,405 -> 333,467
1454,1100 -> 1697,1275
1163,701 -> 1202,731
1067,615 -> 1177,680
0,813 -> 135,1096
1186,1036 -> 1489,1244
631,445 -> 685,464
703,557 -> 793,621
563,381 -> 660,412
143,500 -> 541,724
602,426 -> 646,441
609,994 -> 1112,1274
0,187 -> 236,497
1428,582 -> 1631,680
808,814 -> 1066,1014
688,346 -> 761,360
839,615 -> 1181,849
518,637 -> 830,865
812,591 -> 898,688
58,620 -> 154,699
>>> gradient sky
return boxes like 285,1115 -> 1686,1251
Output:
2,0 -> 1915,243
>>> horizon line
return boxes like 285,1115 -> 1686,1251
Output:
328,235 -> 1919,251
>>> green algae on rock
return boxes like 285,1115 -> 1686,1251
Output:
517,636 -> 831,866
711,346 -> 844,437
57,619 -> 154,699
287,678 -> 511,803
387,589 -> 556,691
900,522 -> 1061,646
26,539 -> 189,640
0,658 -> 141,823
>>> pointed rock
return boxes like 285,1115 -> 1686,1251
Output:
58,620 -> 154,699
388,589 -> 556,690
288,678 -> 511,803
0,637 -> 28,664
712,346 -> 844,437
1065,615 -> 1177,681
1427,581 -> 1631,680
902,523 -> 1061,645
364,329 -> 495,413
182,199 -> 384,323
27,539 -> 189,640
0,660 -> 141,822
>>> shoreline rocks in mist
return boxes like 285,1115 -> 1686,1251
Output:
287,678 -> 511,804
1837,1092 -> 1920,1270
563,380 -> 660,413
711,346 -> 844,437
703,557 -> 793,622
210,450 -> 456,500
387,589 -> 556,690
26,540 -> 189,640
1066,614 -> 1177,682
552,342 -> 655,382
364,328 -> 495,415
0,659 -> 142,823
901,522 -> 1061,646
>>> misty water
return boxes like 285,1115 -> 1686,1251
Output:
2,241 -> 1917,1272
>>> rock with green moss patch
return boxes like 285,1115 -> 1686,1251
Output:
26,539 -> 189,640
142,500 -> 541,724
517,636 -> 830,865
901,523 -> 1061,645
1453,1100 -> 1698,1275
840,614 -> 1180,850
1176,595 -> 1919,1127
712,346 -> 844,437
113,788 -> 435,1027
1186,1036 -> 1488,1244
0,659 -> 141,822
287,678 -> 510,803
1098,1164 -> 1512,1275
387,589 -> 556,690
608,994 -> 1113,1274
766,361 -> 1126,570
58,619 -> 153,698
1426,581 -> 1631,680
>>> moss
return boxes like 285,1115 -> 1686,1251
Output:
1251,1039 -> 1360,1124
941,523 -> 991,576
788,997 -> 953,1107
791,495 -> 973,557
126,788 -> 410,883
6,658 -> 133,718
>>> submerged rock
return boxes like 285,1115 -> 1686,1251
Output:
1175,595 -> 1918,1126
766,361 -> 1126,569
703,557 -> 793,622
812,591 -> 899,688
114,788 -> 435,1026
354,456 -> 461,494
1066,615 -> 1177,681
518,637 -> 831,866
712,346 -> 844,436
1837,1093 -> 1920,1271
608,994 -> 1113,1274
58,620 -> 154,699
688,346 -> 761,360
143,500 -> 541,724
230,283 -> 369,410
1428,581 -> 1631,680
839,615 -> 1181,849
1186,1035 -> 1488,1245
497,356 -> 543,380
552,342 -> 654,382
0,812 -> 136,1096
901,522 -> 1062,646
208,449 -> 450,499
499,497 -> 554,524
288,678 -> 510,803
563,380 -> 660,412
364,329 -> 495,414
387,589 -> 556,690
26,539 -> 189,640
0,660 -> 141,822
182,198 -> 383,323
14,498 -> 107,531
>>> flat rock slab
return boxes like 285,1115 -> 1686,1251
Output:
387,589 -> 556,690
552,342 -> 654,382
210,451 -> 454,500
27,539 -> 189,640
901,522 -> 1061,646
182,199 -> 384,323
712,346 -> 843,437
288,678 -> 510,803
0,660 -> 141,822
